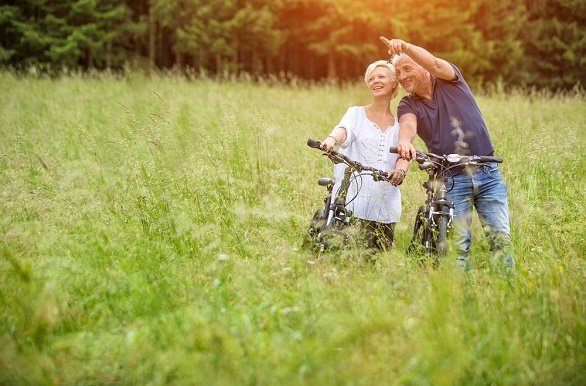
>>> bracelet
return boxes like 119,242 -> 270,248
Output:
397,169 -> 407,177
398,156 -> 414,164
327,135 -> 338,145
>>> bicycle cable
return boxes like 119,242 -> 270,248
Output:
335,170 -> 363,207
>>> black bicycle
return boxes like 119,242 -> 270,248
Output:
391,147 -> 503,264
303,138 -> 392,253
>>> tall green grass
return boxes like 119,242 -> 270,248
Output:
1,72 -> 584,385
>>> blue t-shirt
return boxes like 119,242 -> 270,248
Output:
397,64 -> 494,157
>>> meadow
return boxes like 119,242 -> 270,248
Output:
0,71 -> 584,385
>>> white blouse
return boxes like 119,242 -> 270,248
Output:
332,106 -> 401,223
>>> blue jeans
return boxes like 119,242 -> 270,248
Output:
447,163 -> 515,272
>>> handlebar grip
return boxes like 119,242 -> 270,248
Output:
476,155 -> 503,163
307,138 -> 321,149
390,146 -> 427,163
418,161 -> 434,170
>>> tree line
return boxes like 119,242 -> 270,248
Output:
1,0 -> 584,89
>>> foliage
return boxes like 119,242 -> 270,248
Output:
0,0 -> 131,70
0,0 -> 584,88
520,0 -> 586,89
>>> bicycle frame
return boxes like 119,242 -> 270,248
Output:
392,147 -> 503,264
411,160 -> 455,260
326,165 -> 356,227
304,138 -> 391,252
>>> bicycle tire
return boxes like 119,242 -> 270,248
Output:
422,215 -> 433,255
436,213 -> 449,257
407,207 -> 423,254
302,209 -> 327,251
408,206 -> 433,256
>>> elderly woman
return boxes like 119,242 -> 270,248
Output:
321,60 -> 410,250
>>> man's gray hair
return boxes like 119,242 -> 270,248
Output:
390,54 -> 407,66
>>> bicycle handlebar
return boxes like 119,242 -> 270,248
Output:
307,138 -> 322,149
307,138 -> 391,182
389,146 -> 503,165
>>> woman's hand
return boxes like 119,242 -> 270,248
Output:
389,168 -> 406,186
389,156 -> 410,185
320,135 -> 337,150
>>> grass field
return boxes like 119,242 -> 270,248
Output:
1,71 -> 585,385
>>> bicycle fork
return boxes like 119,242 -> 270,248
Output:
430,185 -> 454,229
326,167 -> 353,227
317,177 -> 336,226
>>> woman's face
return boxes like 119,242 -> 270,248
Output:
366,66 -> 397,98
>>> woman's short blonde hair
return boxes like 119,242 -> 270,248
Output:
364,60 -> 398,98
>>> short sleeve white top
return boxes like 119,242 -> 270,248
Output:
332,106 -> 401,223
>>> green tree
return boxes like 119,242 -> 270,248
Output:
305,0 -> 386,79
0,0 -> 131,71
521,0 -> 586,89
1,0 -> 584,89
394,0 -> 485,78
275,0 -> 389,80
230,0 -> 284,76
0,1 -> 55,69
468,0 -> 526,86
274,0 -> 323,78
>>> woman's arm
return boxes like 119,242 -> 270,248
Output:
321,126 -> 347,150
322,107 -> 356,150
389,156 -> 411,186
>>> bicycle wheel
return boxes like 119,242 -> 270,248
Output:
436,213 -> 449,257
408,206 -> 433,256
302,209 -> 327,251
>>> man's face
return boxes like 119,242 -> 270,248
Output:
395,56 -> 428,94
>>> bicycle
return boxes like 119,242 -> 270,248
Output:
303,138 -> 393,253
391,147 -> 503,265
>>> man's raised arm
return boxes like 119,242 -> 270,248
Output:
380,37 -> 456,81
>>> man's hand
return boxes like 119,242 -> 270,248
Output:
379,36 -> 409,57
380,36 -> 456,81
397,141 -> 416,161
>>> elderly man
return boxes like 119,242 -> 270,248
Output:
380,36 -> 515,272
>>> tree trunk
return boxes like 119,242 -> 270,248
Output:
106,41 -> 112,70
215,54 -> 222,76
148,1 -> 156,73
251,49 -> 261,76
327,52 -> 337,79
265,56 -> 273,77
87,49 -> 94,69
232,41 -> 239,75
175,51 -> 184,71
